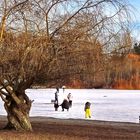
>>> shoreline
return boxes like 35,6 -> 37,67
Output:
0,116 -> 140,140
1,114 -> 139,125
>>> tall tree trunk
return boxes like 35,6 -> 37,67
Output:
3,91 -> 32,131
0,77 -> 34,131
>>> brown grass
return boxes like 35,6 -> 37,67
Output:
0,116 -> 140,140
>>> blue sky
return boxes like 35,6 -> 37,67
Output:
129,0 -> 140,18
128,0 -> 140,41
129,0 -> 140,8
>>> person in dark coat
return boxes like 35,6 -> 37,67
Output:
54,100 -> 59,111
61,99 -> 69,111
54,87 -> 59,111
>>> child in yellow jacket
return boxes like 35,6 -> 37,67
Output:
84,102 -> 91,118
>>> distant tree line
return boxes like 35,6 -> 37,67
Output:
0,0 -> 134,131
134,43 -> 140,54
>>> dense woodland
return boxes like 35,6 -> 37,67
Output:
25,40 -> 140,89
1,30 -> 139,89
0,0 -> 140,131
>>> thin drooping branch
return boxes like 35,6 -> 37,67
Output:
0,0 -> 29,43
50,0 -> 89,39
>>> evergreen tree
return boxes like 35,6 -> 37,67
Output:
134,43 -> 140,54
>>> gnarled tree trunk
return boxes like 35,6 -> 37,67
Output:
3,90 -> 32,131
0,78 -> 33,131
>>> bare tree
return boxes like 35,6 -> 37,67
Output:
0,0 -> 132,131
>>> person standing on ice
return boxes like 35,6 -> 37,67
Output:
84,102 -> 91,118
54,87 -> 59,111
67,93 -> 73,107
62,85 -> 66,93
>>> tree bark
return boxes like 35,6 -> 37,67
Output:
3,92 -> 32,131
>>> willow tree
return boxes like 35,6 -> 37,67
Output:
0,0 -> 132,131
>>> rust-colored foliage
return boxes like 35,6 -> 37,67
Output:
67,79 -> 83,88
112,54 -> 140,89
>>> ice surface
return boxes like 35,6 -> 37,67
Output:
1,89 -> 140,123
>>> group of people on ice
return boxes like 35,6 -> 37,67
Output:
54,87 -> 73,111
53,86 -> 92,119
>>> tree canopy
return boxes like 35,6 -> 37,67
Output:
0,0 -> 133,131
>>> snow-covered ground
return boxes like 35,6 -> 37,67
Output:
1,89 -> 140,123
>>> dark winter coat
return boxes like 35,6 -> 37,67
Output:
61,99 -> 69,109
84,102 -> 91,111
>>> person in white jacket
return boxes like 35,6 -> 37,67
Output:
67,93 -> 73,107
62,85 -> 66,93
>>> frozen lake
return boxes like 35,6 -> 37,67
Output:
0,89 -> 140,123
